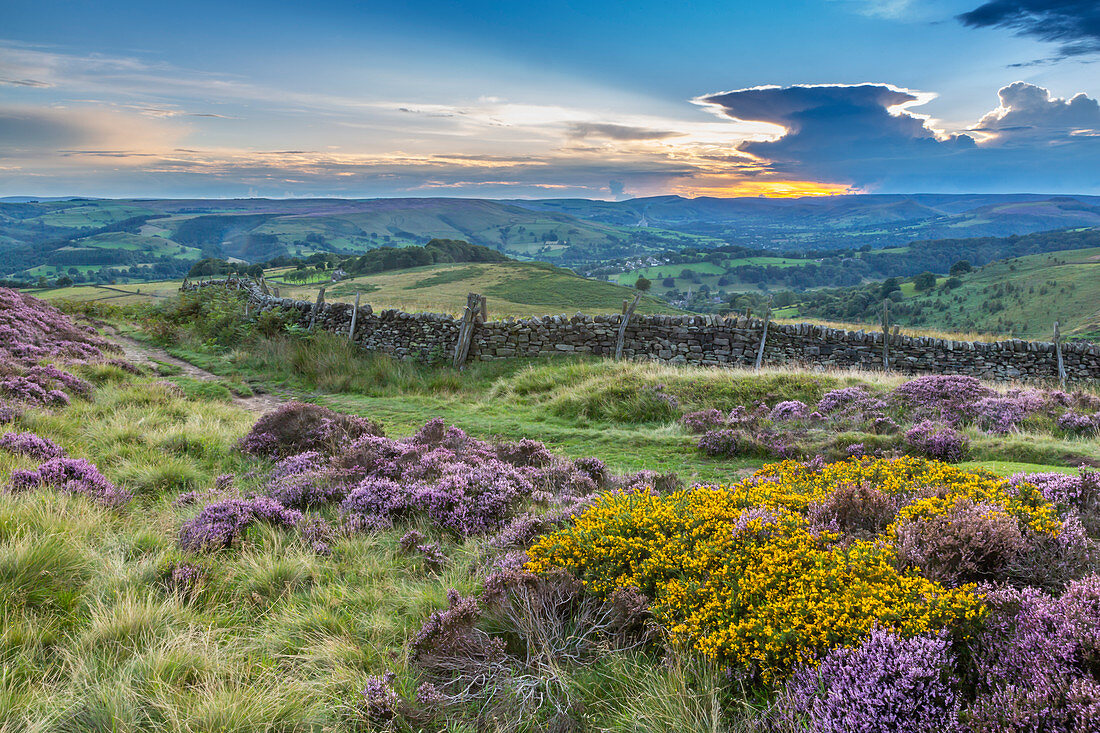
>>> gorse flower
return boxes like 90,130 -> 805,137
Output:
526,457 -> 997,682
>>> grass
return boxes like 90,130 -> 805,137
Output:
3,292 -> 1098,730
283,261 -> 676,318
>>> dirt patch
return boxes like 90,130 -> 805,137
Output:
104,328 -> 285,413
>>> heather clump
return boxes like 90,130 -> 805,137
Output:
892,375 -> 995,418
237,401 -> 384,457
0,431 -> 66,460
964,577 -> 1100,732
9,456 -> 130,507
679,408 -> 726,434
904,420 -> 969,462
0,288 -> 119,409
779,628 -> 959,733
893,500 -> 1029,585
178,496 -> 302,551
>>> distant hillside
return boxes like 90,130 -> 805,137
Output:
788,247 -> 1100,340
0,198 -> 712,281
7,194 -> 1100,285
511,194 -> 1100,250
594,227 -> 1100,313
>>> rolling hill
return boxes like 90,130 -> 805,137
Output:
7,194 -> 1100,286
789,247 -> 1100,340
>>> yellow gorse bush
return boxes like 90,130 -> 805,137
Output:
526,456 -> 1057,681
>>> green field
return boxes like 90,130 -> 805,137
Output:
275,261 -> 676,317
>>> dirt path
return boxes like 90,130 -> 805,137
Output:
104,328 -> 286,413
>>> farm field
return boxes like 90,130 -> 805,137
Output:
4,286 -> 1100,731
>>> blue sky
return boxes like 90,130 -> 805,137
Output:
2,0 -> 1099,198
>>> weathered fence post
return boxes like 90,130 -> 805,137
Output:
881,299 -> 890,371
614,293 -> 642,360
1054,321 -> 1067,387
622,299 -> 629,315
754,306 -> 771,371
479,296 -> 488,323
452,292 -> 482,368
348,291 -> 361,342
308,287 -> 326,331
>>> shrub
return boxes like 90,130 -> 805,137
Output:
807,481 -> 898,536
698,428 -> 767,458
1057,411 -> 1099,436
679,409 -> 726,434
178,496 -> 302,551
891,375 -> 994,418
816,386 -> 874,414
11,457 -> 131,507
904,421 -> 969,462
780,628 -> 959,733
237,402 -> 384,457
527,479 -> 981,682
893,500 -> 1028,585
0,431 -> 66,460
769,400 -> 809,422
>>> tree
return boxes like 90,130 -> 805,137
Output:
913,271 -> 937,291
635,276 -> 652,292
879,277 -> 901,299
662,277 -> 676,287
949,260 -> 972,277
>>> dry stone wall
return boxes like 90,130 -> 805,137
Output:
189,280 -> 1100,382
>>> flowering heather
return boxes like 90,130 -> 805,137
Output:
816,386 -> 874,414
780,629 -> 959,733
494,438 -> 554,467
360,673 -> 400,725
1010,467 -> 1099,511
11,456 -> 130,507
0,402 -> 20,424
679,408 -> 726,434
270,451 -> 325,480
891,375 -> 995,418
904,421 -> 969,462
770,400 -> 809,422
0,288 -> 117,408
237,401 -> 384,457
0,431 -> 65,460
1058,411 -> 1099,436
178,496 -> 302,551
968,391 -> 1046,434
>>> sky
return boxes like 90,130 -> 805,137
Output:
2,0 -> 1099,199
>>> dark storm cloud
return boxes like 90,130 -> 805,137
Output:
958,1 -> 1100,57
697,82 -> 1100,192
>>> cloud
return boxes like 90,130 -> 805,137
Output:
973,81 -> 1100,140
958,1 -> 1100,58
567,123 -> 685,141
0,77 -> 51,88
0,105 -> 186,160
694,81 -> 1100,192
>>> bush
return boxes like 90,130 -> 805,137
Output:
780,628 -> 958,733
893,500 -> 1028,585
528,472 -> 981,681
904,421 -> 969,462
238,401 -> 384,457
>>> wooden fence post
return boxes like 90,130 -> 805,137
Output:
308,287 -> 326,331
614,293 -> 642,360
452,292 -> 482,368
348,291 -> 361,342
882,299 -> 890,372
1054,321 -> 1067,387
754,306 -> 771,371
479,296 -> 488,323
